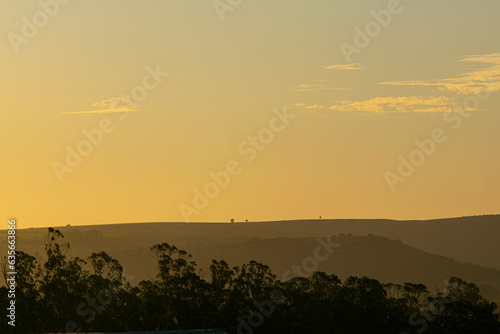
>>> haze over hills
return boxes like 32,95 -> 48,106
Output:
186,235 -> 500,301
3,215 -> 499,266
1,215 -> 499,303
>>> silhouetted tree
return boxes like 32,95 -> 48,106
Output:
1,229 -> 499,334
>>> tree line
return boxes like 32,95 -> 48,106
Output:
1,228 -> 499,333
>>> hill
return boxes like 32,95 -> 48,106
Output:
1,216 -> 499,303
3,214 -> 499,267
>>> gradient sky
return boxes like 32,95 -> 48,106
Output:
2,0 -> 500,228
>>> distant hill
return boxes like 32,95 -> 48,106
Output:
1,216 -> 499,303
186,235 -> 500,302
3,214 -> 498,268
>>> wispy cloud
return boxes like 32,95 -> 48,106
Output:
63,108 -> 138,115
63,97 -> 138,115
306,104 -> 324,109
292,83 -> 346,92
328,96 -> 454,113
322,63 -> 364,70
380,53 -> 500,95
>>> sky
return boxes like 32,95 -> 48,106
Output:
1,0 -> 500,228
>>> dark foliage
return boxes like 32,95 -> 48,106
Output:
1,228 -> 499,333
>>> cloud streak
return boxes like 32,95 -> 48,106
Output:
294,54 -> 497,114
292,83 -> 346,92
63,97 -> 139,115
306,104 -> 324,109
322,63 -> 364,70
380,53 -> 500,95
328,96 -> 454,113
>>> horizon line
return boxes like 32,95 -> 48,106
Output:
4,213 -> 499,231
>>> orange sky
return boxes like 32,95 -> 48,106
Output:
1,0 -> 500,228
